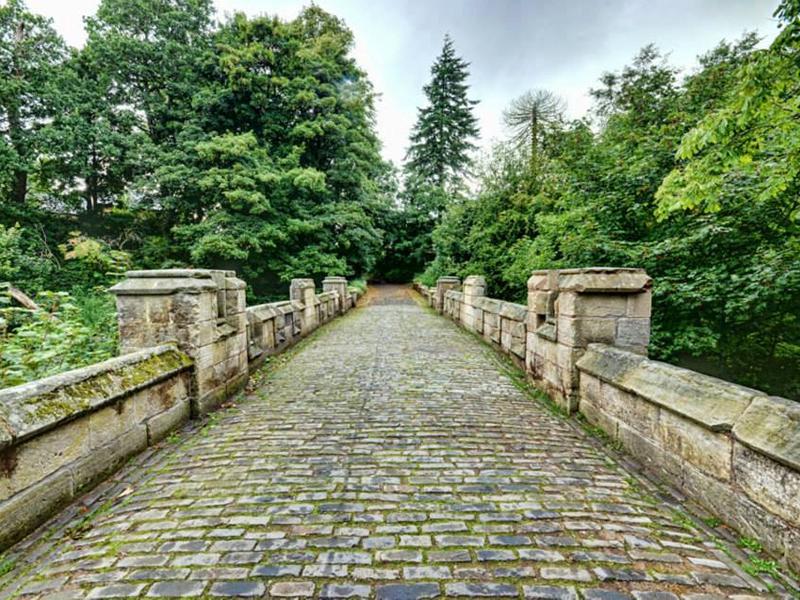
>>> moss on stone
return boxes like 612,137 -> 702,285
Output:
19,349 -> 192,428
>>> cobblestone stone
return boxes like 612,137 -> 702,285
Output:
0,286 -> 776,598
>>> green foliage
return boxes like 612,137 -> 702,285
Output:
0,0 -> 67,203
423,33 -> 800,398
0,290 -> 118,388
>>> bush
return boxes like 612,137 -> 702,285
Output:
0,290 -> 118,388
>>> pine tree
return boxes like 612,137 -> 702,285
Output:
406,35 -> 479,192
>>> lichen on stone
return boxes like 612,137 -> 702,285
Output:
16,348 -> 192,430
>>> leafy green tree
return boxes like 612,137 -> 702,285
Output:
0,0 -> 66,203
38,48 -> 153,212
84,0 -> 214,146
406,35 -> 480,192
656,6 -> 799,220
159,7 -> 389,296
423,35 -> 799,398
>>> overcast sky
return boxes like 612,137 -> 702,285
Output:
26,0 -> 781,166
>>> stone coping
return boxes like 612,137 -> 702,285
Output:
733,395 -> 800,471
110,275 -> 217,295
528,268 -> 652,294
0,345 -> 192,449
576,344 -> 764,432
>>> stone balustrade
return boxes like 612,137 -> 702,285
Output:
0,270 -> 361,551
422,268 -> 800,572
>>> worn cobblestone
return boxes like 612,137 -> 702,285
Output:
0,287 -> 777,598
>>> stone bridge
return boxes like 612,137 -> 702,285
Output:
0,270 -> 798,599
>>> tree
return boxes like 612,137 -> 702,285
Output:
406,35 -> 480,192
159,7 -> 390,296
0,0 -> 66,203
84,0 -> 214,146
38,48 -> 153,213
502,89 -> 564,188
656,4 -> 800,220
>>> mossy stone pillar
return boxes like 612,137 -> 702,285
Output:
526,267 -> 652,413
110,269 -> 248,416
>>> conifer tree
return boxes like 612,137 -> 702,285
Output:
406,35 -> 479,192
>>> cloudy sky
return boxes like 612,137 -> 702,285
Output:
27,0 -> 781,165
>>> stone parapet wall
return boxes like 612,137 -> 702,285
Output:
0,345 -> 193,550
0,271 -> 361,553
425,276 -> 527,367
577,344 -> 800,572
424,268 -> 799,573
246,282 -> 359,371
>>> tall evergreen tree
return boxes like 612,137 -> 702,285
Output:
406,35 -> 479,193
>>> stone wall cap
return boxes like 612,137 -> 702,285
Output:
733,395 -> 800,471
290,278 -> 315,286
577,344 -> 759,431
498,302 -> 527,321
437,276 -> 461,283
247,304 -> 280,320
557,270 -> 651,293
123,269 -> 215,279
0,345 -> 193,449
224,277 -> 247,290
323,276 -> 347,282
110,276 -> 217,295
464,275 -> 487,285
475,297 -> 501,312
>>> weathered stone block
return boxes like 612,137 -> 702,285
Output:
0,418 -> 88,501
626,292 -> 651,318
557,316 -> 616,347
601,381 -> 660,439
732,395 -> 800,471
557,292 -> 627,317
655,408 -> 732,481
733,442 -> 800,526
88,403 -> 137,451
146,399 -> 191,444
556,268 -> 652,293
0,469 -> 73,550
616,318 -> 650,350
71,425 -> 147,492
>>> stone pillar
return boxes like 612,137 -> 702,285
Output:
526,267 -> 652,413
461,275 -> 486,332
291,278 -> 319,334
435,276 -> 460,314
323,276 -> 349,314
110,269 -> 249,416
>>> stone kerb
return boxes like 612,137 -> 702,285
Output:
526,267 -> 652,413
110,269 -> 248,416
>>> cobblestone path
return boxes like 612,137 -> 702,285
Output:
0,287 -> 776,599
